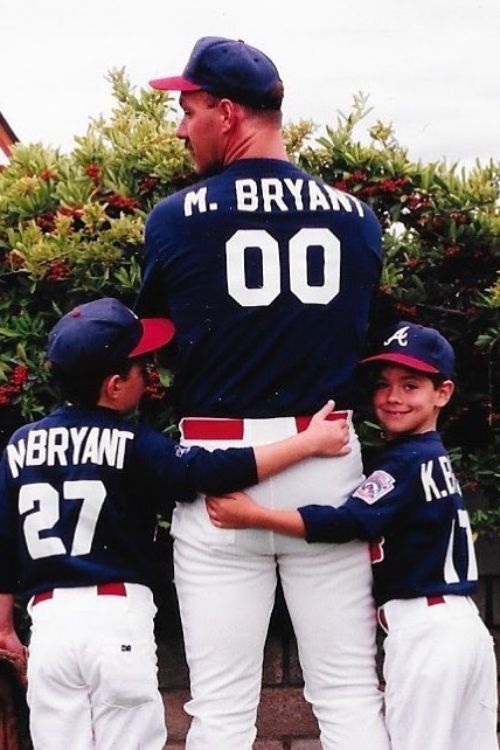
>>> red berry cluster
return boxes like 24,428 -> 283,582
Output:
35,210 -> 56,233
104,194 -> 140,213
406,194 -> 433,212
143,364 -> 167,401
46,260 -> 71,282
58,205 -> 86,231
333,173 -> 411,200
138,176 -> 160,194
59,205 -> 84,220
392,302 -> 417,317
5,250 -> 25,269
40,169 -> 56,182
0,365 -> 29,407
85,164 -> 102,182
449,211 -> 469,225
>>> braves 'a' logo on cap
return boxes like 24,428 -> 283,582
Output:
353,470 -> 396,504
383,325 -> 410,348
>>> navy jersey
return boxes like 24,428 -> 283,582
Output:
299,432 -> 478,605
136,158 -> 382,417
0,405 -> 257,600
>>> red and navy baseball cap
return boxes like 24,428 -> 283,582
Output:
150,36 -> 284,110
47,298 -> 175,376
361,321 -> 455,379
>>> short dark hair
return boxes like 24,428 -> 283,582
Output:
370,363 -> 451,391
49,359 -> 134,407
203,90 -> 283,122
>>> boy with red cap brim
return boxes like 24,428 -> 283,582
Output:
0,297 -> 350,750
207,321 -> 498,750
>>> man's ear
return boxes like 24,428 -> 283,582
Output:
436,379 -> 455,407
218,98 -> 241,132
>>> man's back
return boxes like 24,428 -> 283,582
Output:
138,158 -> 382,417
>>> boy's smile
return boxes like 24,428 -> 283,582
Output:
373,365 -> 454,439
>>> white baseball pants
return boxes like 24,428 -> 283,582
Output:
27,583 -> 166,750
173,415 -> 390,750
379,594 -> 498,750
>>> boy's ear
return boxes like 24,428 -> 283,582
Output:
436,379 -> 455,407
101,373 -> 123,402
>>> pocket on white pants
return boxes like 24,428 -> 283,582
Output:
171,497 -> 236,547
95,635 -> 160,708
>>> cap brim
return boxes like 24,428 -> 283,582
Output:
149,75 -> 201,91
129,319 -> 175,358
360,353 -> 440,374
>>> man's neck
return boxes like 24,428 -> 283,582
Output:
223,128 -> 289,166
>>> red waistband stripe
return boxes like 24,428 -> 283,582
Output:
426,595 -> 445,606
32,582 -> 127,606
181,412 -> 348,440
182,418 -> 244,440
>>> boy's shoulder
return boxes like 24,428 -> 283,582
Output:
354,431 -> 453,507
376,431 -> 447,474
388,429 -> 445,452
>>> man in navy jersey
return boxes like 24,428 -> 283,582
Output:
208,321 -> 499,750
137,37 -> 389,749
0,298 -> 350,750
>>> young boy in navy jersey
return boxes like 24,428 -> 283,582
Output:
0,297 -> 350,750
207,321 -> 498,750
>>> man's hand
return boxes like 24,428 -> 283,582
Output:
305,400 -> 351,457
206,492 -> 262,529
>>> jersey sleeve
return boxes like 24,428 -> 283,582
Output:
0,453 -> 20,593
361,202 -> 383,266
299,449 -> 416,543
135,195 -> 186,319
134,212 -> 170,318
133,426 -> 258,508
298,504 -> 369,543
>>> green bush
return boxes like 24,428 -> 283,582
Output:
1,76 -> 498,533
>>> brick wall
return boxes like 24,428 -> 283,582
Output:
156,537 -> 500,749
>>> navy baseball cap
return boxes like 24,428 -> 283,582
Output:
150,36 -> 284,110
361,321 -> 455,379
47,298 -> 175,376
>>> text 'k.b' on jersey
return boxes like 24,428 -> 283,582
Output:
299,432 -> 478,605
136,158 -> 382,417
0,405 -> 257,599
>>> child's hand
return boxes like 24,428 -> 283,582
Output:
206,491 -> 261,529
306,400 -> 351,457
0,630 -> 27,660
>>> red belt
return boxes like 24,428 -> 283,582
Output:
181,412 -> 348,440
32,582 -> 127,606
426,595 -> 445,606
377,595 -> 445,631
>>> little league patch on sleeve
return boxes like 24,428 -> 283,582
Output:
353,471 -> 396,504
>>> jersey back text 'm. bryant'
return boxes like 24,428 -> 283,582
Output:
136,159 -> 382,417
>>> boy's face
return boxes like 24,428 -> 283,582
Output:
372,365 -> 454,439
